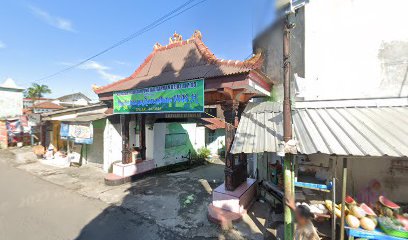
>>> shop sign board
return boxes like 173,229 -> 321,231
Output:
113,79 -> 204,114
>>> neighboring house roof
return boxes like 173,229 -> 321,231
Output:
24,97 -> 53,101
41,103 -> 109,121
32,101 -> 64,110
57,92 -> 92,102
41,103 -> 106,118
231,99 -> 408,157
202,118 -> 226,130
0,78 -> 24,91
94,30 -> 265,95
23,109 -> 33,114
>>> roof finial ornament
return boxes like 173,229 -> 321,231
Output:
153,42 -> 162,50
191,30 -> 202,40
92,84 -> 100,91
169,31 -> 183,44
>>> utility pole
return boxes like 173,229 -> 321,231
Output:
283,13 -> 295,240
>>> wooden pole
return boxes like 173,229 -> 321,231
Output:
340,158 -> 348,240
283,13 -> 295,240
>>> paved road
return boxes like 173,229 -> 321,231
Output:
0,159 -> 186,240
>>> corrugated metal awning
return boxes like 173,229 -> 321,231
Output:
231,102 -> 408,157
231,102 -> 283,154
293,107 -> 408,157
62,113 -> 110,122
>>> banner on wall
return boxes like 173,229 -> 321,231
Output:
113,79 -> 204,114
60,122 -> 93,144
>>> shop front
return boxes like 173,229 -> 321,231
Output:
93,31 -> 273,189
231,99 -> 408,239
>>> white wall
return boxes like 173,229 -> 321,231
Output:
0,89 -> 23,118
152,122 -> 206,168
103,119 -> 122,172
146,124 -> 154,160
303,0 -> 408,99
206,129 -> 225,155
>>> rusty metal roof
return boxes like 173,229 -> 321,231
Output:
231,101 -> 408,157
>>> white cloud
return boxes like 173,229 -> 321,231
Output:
29,6 -> 76,32
113,60 -> 131,66
79,61 -> 123,82
0,41 -> 5,49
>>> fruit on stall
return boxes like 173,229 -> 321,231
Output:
360,203 -> 377,217
396,215 -> 408,231
345,196 -> 357,207
378,216 -> 408,238
360,217 -> 376,231
346,214 -> 361,229
379,196 -> 400,218
350,205 -> 367,219
379,196 -> 401,210
325,200 -> 343,218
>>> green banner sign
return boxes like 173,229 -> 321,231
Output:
113,79 -> 204,114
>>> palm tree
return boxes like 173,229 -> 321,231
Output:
24,83 -> 52,110
25,83 -> 52,99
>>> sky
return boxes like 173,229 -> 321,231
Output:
0,0 -> 276,100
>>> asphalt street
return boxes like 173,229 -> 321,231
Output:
0,159 -> 188,240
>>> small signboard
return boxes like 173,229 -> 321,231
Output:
113,79 -> 204,114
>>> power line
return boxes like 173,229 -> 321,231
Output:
35,0 -> 208,83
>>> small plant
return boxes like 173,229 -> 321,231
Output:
196,147 -> 211,160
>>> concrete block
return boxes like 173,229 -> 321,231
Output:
212,178 -> 257,214
112,159 -> 155,177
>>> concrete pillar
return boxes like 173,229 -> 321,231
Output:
121,114 -> 131,164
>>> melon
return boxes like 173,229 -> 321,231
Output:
369,216 -> 378,227
360,217 -> 376,231
379,196 -> 400,210
346,215 -> 361,229
345,196 -> 357,206
360,203 -> 377,217
350,205 -> 366,219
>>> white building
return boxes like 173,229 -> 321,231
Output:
0,78 -> 24,119
254,0 -> 408,100
52,92 -> 92,108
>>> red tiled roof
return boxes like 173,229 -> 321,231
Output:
202,117 -> 225,130
23,109 -> 33,114
32,101 -> 64,109
94,31 -> 264,95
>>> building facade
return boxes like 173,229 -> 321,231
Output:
0,79 -> 24,148
254,0 -> 408,101
94,31 -> 274,190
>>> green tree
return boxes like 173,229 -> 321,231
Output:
24,83 -> 52,99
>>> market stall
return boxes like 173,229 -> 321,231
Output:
230,100 -> 408,239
